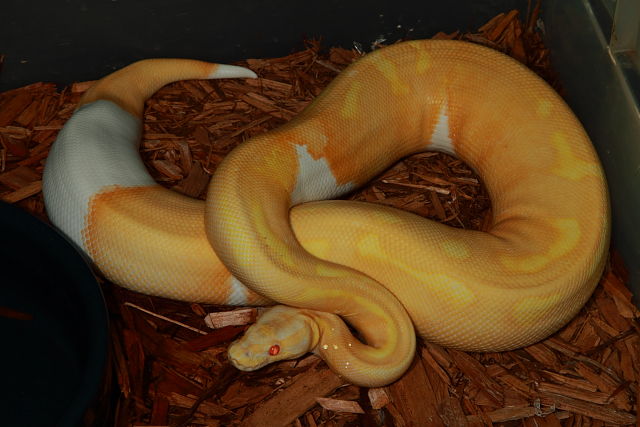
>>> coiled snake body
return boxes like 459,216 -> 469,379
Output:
43,40 -> 610,387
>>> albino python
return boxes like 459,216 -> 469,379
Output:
43,40 -> 610,387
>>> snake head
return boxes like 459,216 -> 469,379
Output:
228,305 -> 319,371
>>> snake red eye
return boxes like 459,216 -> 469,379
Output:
269,344 -> 280,356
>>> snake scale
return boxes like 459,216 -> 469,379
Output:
42,40 -> 610,387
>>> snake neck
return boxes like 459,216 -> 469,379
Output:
304,304 -> 416,387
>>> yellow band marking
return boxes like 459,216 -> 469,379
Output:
501,218 -> 581,273
305,239 -> 347,277
342,81 -> 363,119
303,287 -> 394,334
415,49 -> 430,74
315,263 -> 348,278
263,146 -> 294,189
374,57 -> 409,95
357,233 -> 385,258
548,218 -> 581,258
427,273 -> 476,306
252,205 -> 296,269
358,234 -> 475,306
441,240 -> 471,259
537,99 -> 553,118
552,132 -> 600,180
502,254 -> 549,273
305,239 -> 331,258
512,294 -> 562,325
404,40 -> 430,73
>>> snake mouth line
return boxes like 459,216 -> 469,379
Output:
227,353 -> 267,372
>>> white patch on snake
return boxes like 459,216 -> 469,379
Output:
43,100 -> 154,251
290,144 -> 354,205
227,276 -> 250,305
209,64 -> 257,79
428,102 -> 455,155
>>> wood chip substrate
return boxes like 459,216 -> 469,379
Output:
1,5 -> 638,427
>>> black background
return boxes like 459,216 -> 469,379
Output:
2,0 -> 529,90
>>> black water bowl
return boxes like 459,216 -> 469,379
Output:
0,201 -> 109,426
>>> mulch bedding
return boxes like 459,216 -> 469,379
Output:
1,4 -> 638,426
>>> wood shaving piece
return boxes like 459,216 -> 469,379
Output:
176,140 -> 192,174
221,381 -> 277,410
190,303 -> 207,317
315,397 -> 365,414
121,329 -> 145,396
448,349 -> 504,405
574,362 -> 620,394
167,391 -> 230,416
181,81 -> 209,102
183,325 -> 246,352
314,59 -> 342,74
432,31 -> 460,40
478,12 -> 507,34
539,392 -> 636,425
71,80 -> 95,93
437,396 -> 469,426
595,294 -> 632,332
328,47 -> 360,65
240,92 -> 295,120
487,10 -> 520,43
227,115 -> 274,139
124,302 -> 207,335
289,353 -> 321,369
109,328 -> 132,400
423,342 -> 455,372
0,92 -> 33,126
204,308 -> 257,329
151,159 -> 183,180
602,274 -> 639,318
540,370 -> 599,393
149,394 -> 169,425
238,364 -> 347,427
467,406 -> 536,424
537,382 -> 611,405
429,190 -> 447,220
387,356 -> 444,425
524,342 -> 562,368
14,101 -> 41,127
304,412 -> 318,427
380,179 -> 451,195
589,316 -> 626,343
0,165 -> 39,189
144,133 -> 183,139
32,124 -> 63,131
619,342 -> 636,383
493,369 -> 533,396
0,179 -> 42,203
419,346 -> 452,386
543,337 -> 582,357
410,172 -> 455,186
245,77 -> 294,93
0,132 -> 29,158
367,387 -> 390,409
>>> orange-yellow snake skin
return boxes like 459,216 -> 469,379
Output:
42,40 -> 610,387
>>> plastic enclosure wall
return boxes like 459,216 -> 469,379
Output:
544,0 -> 640,301
0,0 -> 529,90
